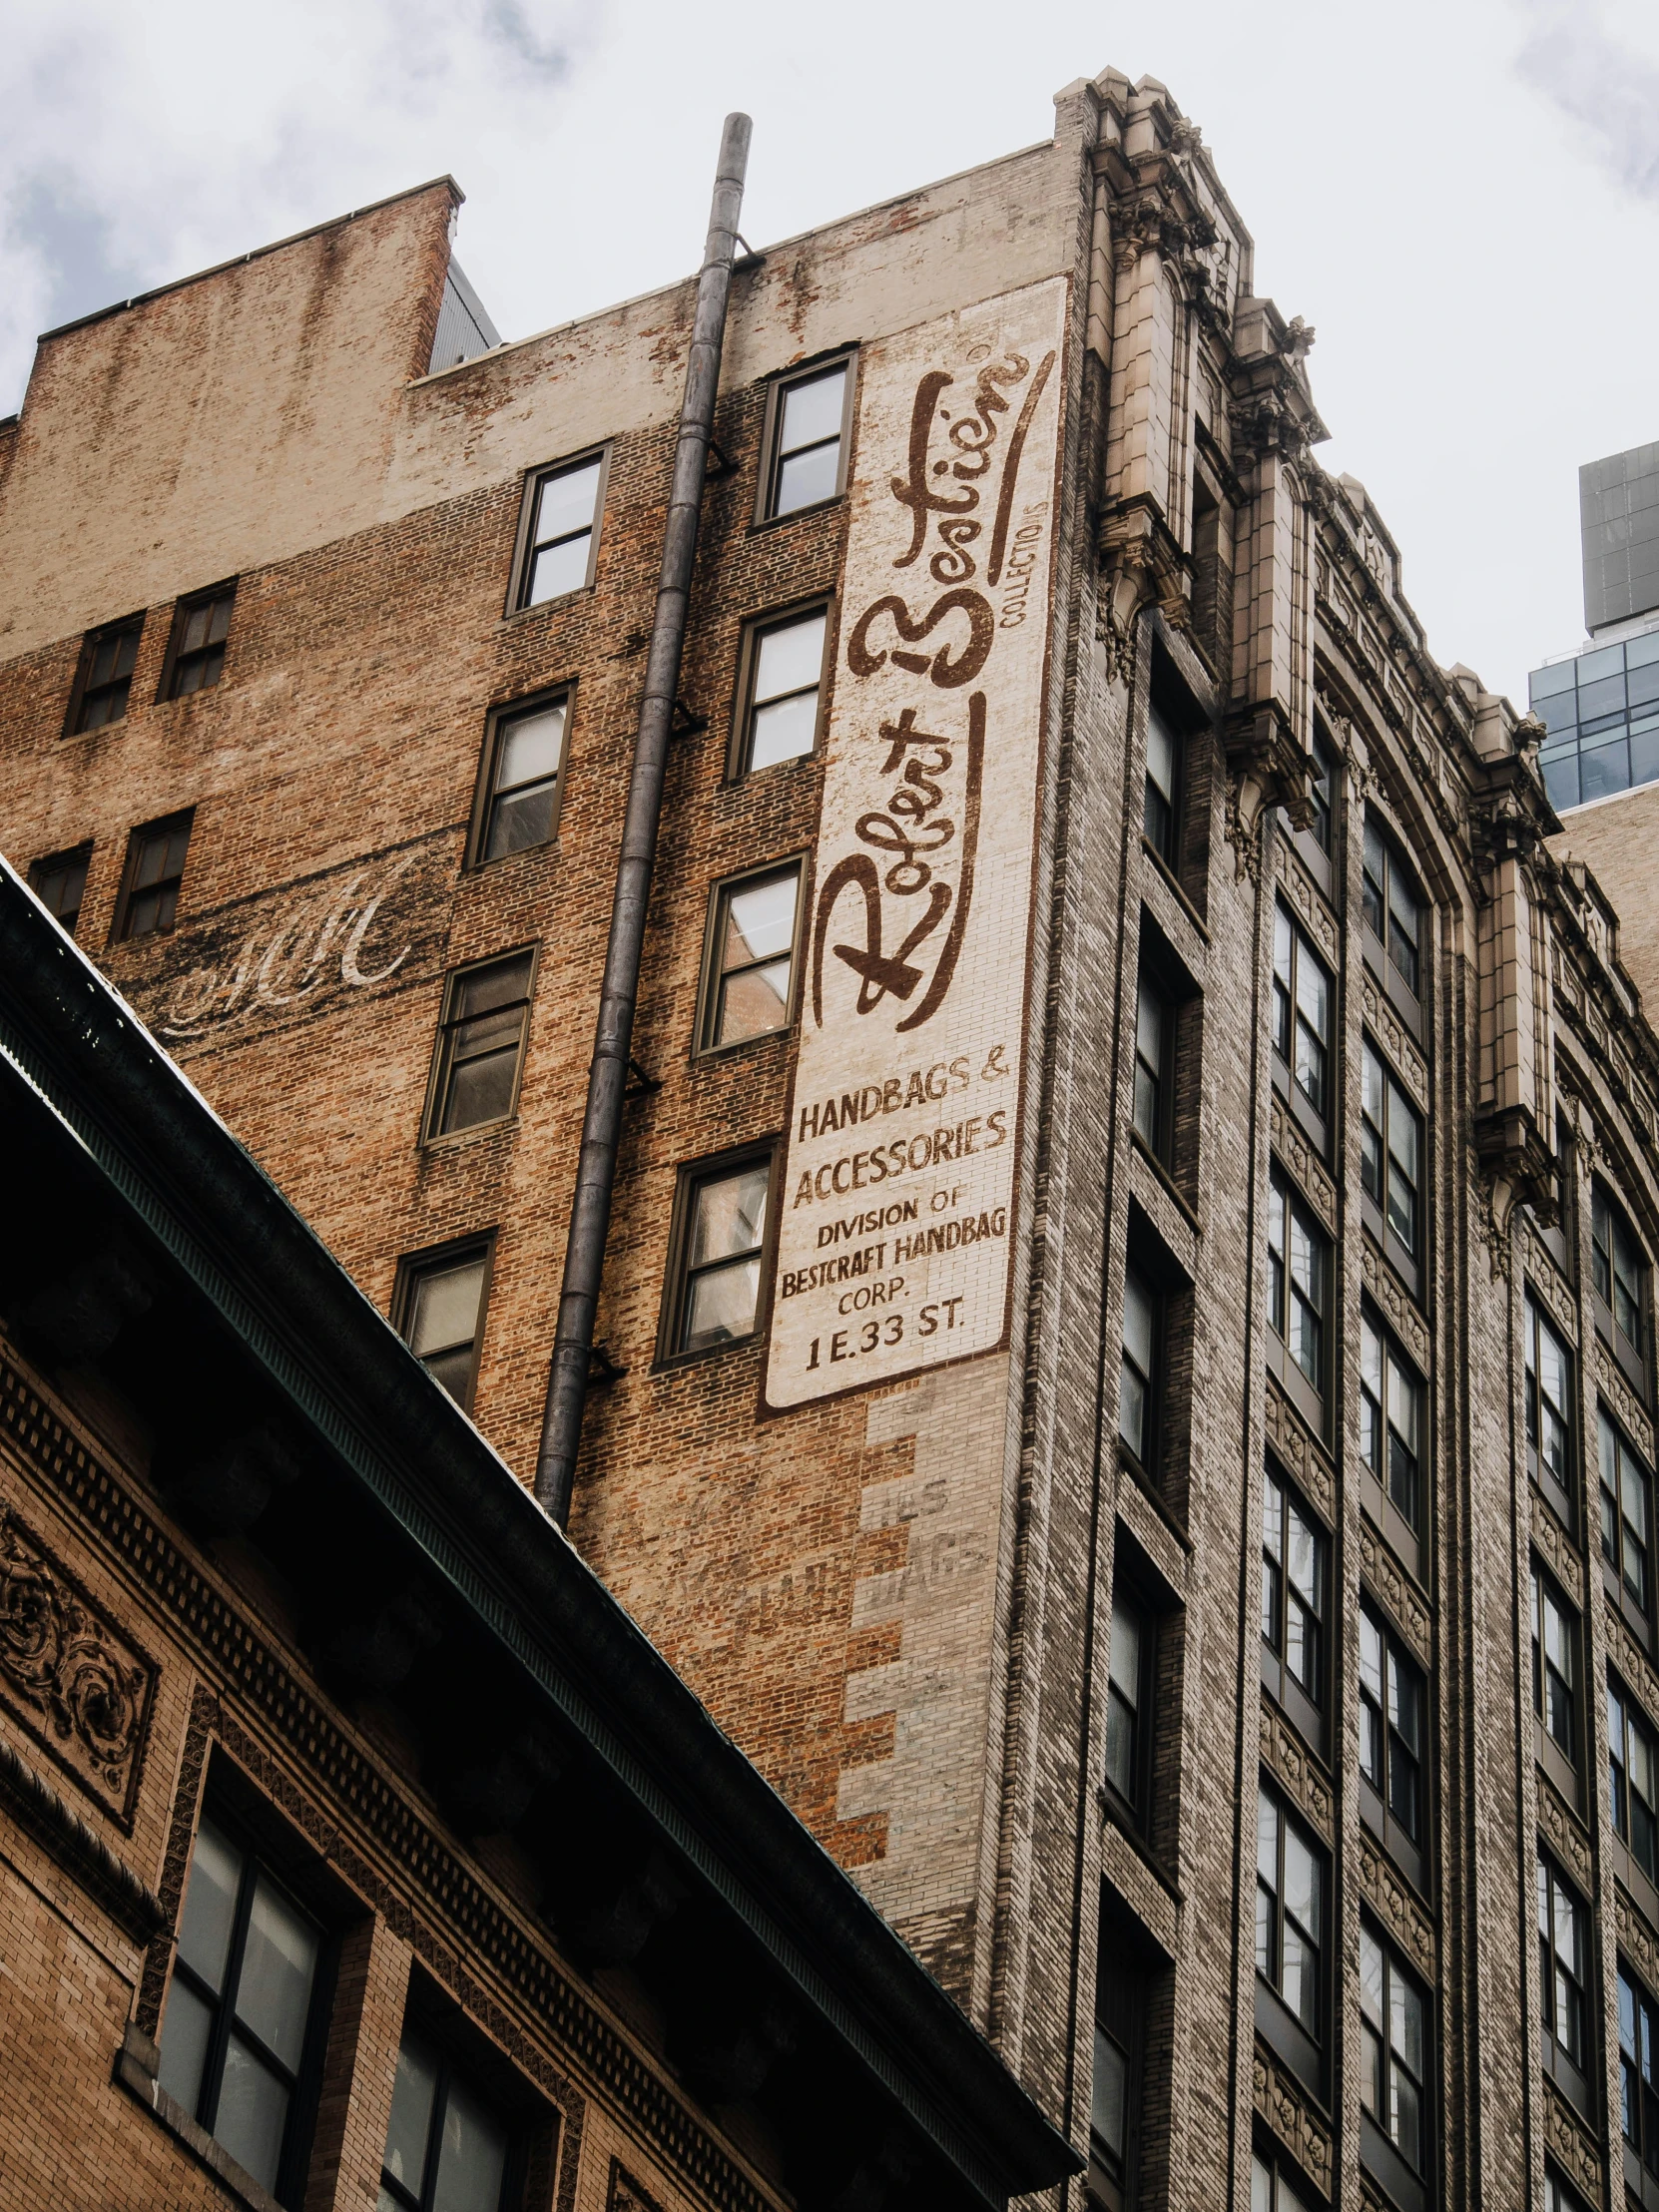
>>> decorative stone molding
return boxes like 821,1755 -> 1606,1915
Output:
609,2161 -> 666,2212
1537,1775 -> 1593,1892
0,1729 -> 164,1941
1358,1520 -> 1431,1668
1260,1704 -> 1334,1843
1357,1834 -> 1434,1978
1618,1882 -> 1659,1992
1223,703 -> 1313,884
1360,973 -> 1429,1113
1530,1488 -> 1582,1608
1542,2076 -> 1602,2202
0,1494 -> 156,1826
1360,1238 -> 1430,1371
1098,505 -> 1188,684
1595,1340 -> 1656,1464
1520,1240 -> 1578,1343
1272,839 -> 1340,967
1271,1098 -> 1339,1237
1607,1610 -> 1659,1745
1253,2041 -> 1333,2200
1265,1378 -> 1335,1524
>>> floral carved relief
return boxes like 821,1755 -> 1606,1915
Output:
0,1501 -> 155,1826
1359,1520 -> 1431,1667
1271,1099 -> 1339,1237
1358,1834 -> 1434,1977
1265,1378 -> 1335,1523
1253,2044 -> 1333,2199
1360,973 -> 1429,1112
1530,1489 -> 1582,1607
1260,1705 -> 1334,1842
1361,1238 -> 1430,1370
1594,1340 -> 1655,1464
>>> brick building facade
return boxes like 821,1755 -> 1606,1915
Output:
5,56 -> 1659,2212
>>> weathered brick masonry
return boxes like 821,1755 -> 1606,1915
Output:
7,56 -> 1659,2212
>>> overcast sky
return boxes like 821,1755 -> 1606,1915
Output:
4,0 -> 1657,707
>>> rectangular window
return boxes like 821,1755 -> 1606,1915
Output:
1621,1961 -> 1659,2186
1104,1590 -> 1150,1820
28,844 -> 92,937
1609,1676 -> 1659,1892
699,862 -> 803,1051
1544,2166 -> 1589,2212
1133,967 -> 1174,1162
1306,728 -> 1337,858
1360,1922 -> 1428,2199
394,1242 -> 492,1412
514,451 -> 605,609
1360,1602 -> 1426,1887
1361,1039 -> 1423,1271
763,359 -> 851,518
1089,1966 -> 1147,2212
1268,1174 -> 1329,1402
1272,904 -> 1334,1129
69,614 -> 144,734
1118,1269 -> 1160,1470
425,952 -> 535,1140
1261,1462 -> 1327,1752
472,694 -> 568,863
164,584 -> 236,699
1593,1182 -> 1648,1385
736,606 -> 829,776
1531,1566 -> 1579,1768
1256,1785 -> 1326,2093
1525,1296 -> 1575,1525
1360,1309 -> 1425,1543
1538,1854 -> 1592,2107
1601,1410 -> 1654,1637
1143,702 -> 1179,864
114,812 -> 193,941
665,1149 -> 772,1358
157,1816 -> 325,2200
379,2029 -> 512,2212
1362,817 -> 1424,1000
1252,2151 -> 1316,2212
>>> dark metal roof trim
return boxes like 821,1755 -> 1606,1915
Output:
0,862 -> 1077,2201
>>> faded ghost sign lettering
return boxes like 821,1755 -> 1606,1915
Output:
116,833 -> 452,1047
764,277 -> 1065,1410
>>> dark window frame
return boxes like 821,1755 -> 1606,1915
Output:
1132,960 -> 1176,1168
755,350 -> 857,525
158,1802 -> 335,2206
656,1139 -> 778,1368
112,809 -> 194,943
1538,1851 -> 1594,2115
694,855 -> 808,1057
1260,1454 -> 1330,1759
65,611 -> 146,737
1600,1407 -> 1655,1652
28,842 -> 93,938
1360,1917 -> 1430,2212
1359,1302 -> 1427,1583
1117,1264 -> 1164,1480
1531,1562 -> 1583,1810
1252,2143 -> 1319,2212
1271,900 -> 1336,1158
1592,1180 -> 1651,1400
158,580 -> 238,702
466,685 -> 574,869
1621,1956 -> 1659,2211
1267,1169 -> 1332,1439
1294,721 -> 1340,899
727,595 -> 834,782
1359,1598 -> 1428,1895
1360,1035 -> 1425,1297
1361,812 -> 1427,1039
506,445 -> 610,617
378,2023 -> 520,2212
1255,1780 -> 1328,2099
1142,696 -> 1183,870
391,1233 -> 497,1414
1103,1582 -> 1155,1831
1609,1673 -> 1659,1914
1524,1291 -> 1577,1531
420,948 -> 538,1146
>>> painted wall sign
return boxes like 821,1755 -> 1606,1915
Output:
117,830 -> 454,1048
764,277 -> 1066,1410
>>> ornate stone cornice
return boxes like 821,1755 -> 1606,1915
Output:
1224,705 -> 1313,882
1097,501 -> 1189,684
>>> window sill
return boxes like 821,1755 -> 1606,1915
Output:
418,1114 -> 521,1156
691,1022 -> 797,1067
649,1330 -> 763,1378
115,2024 -> 286,2212
1129,1130 -> 1201,1238
1099,1787 -> 1183,1905
499,584 -> 594,627
746,494 -> 845,537
1139,835 -> 1210,943
1116,1440 -> 1192,1553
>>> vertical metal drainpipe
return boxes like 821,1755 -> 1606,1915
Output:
535,112 -> 753,1524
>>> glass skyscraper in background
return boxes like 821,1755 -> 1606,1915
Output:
1530,440 -> 1659,814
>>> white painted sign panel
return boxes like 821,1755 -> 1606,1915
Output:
764,277 -> 1067,1410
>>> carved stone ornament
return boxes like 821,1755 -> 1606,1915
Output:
1264,1378 -> 1335,1525
608,2161 -> 667,2212
1224,707 -> 1313,883
1253,2042 -> 1333,2198
1537,1774 -> 1592,1892
1619,1883 -> 1659,1992
1530,1487 -> 1582,1607
1359,1518 -> 1431,1668
0,1499 -> 155,1826
1097,505 -> 1189,685
1543,2076 -> 1603,2199
1260,1703 -> 1334,1841
1358,1834 -> 1435,1978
